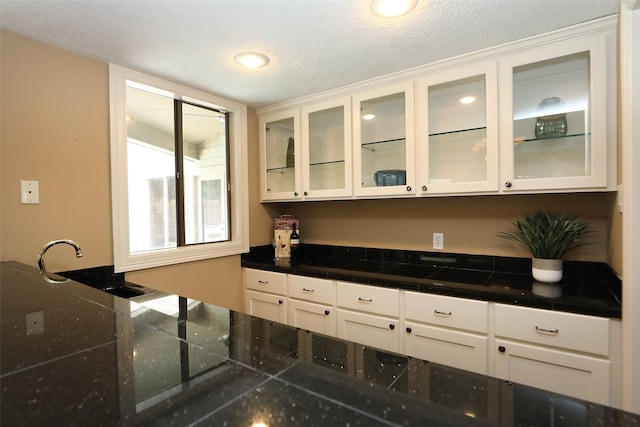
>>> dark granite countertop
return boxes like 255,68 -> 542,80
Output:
241,244 -> 622,319
2,260 -> 636,426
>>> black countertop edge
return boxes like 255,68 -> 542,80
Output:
241,244 -> 622,319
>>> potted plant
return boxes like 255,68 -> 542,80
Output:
497,211 -> 592,283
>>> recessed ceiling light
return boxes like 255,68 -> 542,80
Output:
371,0 -> 418,18
459,96 -> 477,104
234,52 -> 270,68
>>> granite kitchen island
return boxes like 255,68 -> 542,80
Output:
1,261 -> 637,426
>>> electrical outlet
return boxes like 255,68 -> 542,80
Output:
26,310 -> 44,335
433,233 -> 444,250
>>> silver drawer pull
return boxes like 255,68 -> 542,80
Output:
302,288 -> 315,292
358,297 -> 373,303
535,326 -> 559,335
257,280 -> 269,284
434,310 -> 452,317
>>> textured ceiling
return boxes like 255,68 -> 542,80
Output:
0,0 -> 619,109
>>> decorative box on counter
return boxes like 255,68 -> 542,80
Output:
274,215 -> 299,259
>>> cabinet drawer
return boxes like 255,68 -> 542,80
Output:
336,282 -> 400,317
405,292 -> 488,334
288,276 -> 335,305
494,304 -> 609,356
244,268 -> 287,295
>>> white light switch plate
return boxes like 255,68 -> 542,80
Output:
20,180 -> 39,204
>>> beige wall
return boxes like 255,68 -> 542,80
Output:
1,31 -> 623,317
0,31 -> 268,311
272,192 -> 618,267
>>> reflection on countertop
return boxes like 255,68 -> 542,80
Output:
1,261 -> 636,426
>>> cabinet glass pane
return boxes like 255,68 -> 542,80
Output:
309,106 -> 345,191
512,52 -> 590,180
265,117 -> 295,194
428,75 -> 487,184
360,92 -> 406,188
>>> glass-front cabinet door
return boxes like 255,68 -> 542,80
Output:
259,108 -> 301,201
498,34 -> 611,192
301,97 -> 352,199
416,62 -> 499,194
352,81 -> 415,197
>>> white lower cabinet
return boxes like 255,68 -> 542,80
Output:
404,291 -> 489,374
243,269 -> 619,406
336,282 -> 401,353
336,309 -> 401,354
494,338 -> 610,405
245,289 -> 287,324
287,275 -> 336,335
493,303 -> 612,406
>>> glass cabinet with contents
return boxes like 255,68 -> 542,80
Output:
259,109 -> 301,201
352,82 -> 415,197
499,33 -> 611,191
416,62 -> 499,194
301,97 -> 352,199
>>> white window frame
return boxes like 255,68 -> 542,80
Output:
109,64 -> 249,272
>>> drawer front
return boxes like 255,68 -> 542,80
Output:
494,303 -> 609,356
244,268 -> 287,295
336,282 -> 400,317
405,291 -> 488,334
288,276 -> 335,305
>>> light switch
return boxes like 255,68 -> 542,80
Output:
20,180 -> 39,204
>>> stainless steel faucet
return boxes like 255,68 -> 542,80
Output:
37,239 -> 83,283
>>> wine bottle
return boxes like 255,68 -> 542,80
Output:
290,223 -> 300,264
286,137 -> 295,168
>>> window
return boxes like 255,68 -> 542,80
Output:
110,65 -> 249,272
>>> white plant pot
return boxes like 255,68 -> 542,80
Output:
531,258 -> 563,283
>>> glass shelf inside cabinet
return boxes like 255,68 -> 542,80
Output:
427,74 -> 488,184
359,92 -> 407,188
428,127 -> 487,183
512,51 -> 590,181
308,105 -> 347,192
266,117 -> 295,193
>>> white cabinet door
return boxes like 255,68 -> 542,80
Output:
415,60 -> 499,195
352,81 -> 416,198
404,322 -> 488,374
288,299 -> 335,336
494,339 -> 610,405
498,30 -> 615,192
245,289 -> 287,324
301,97 -> 353,200
259,108 -> 302,201
337,309 -> 401,354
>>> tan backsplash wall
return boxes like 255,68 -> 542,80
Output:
269,191 -> 619,268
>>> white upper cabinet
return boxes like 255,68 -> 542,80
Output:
416,61 -> 499,194
259,108 -> 301,201
257,18 -> 616,202
301,97 -> 353,199
352,81 -> 416,198
498,30 -> 615,192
